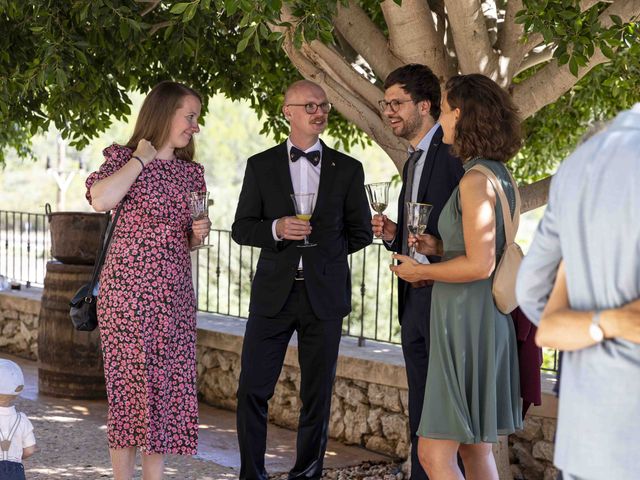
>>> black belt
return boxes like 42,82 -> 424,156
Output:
294,268 -> 304,280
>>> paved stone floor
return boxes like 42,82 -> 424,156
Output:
4,354 -> 395,479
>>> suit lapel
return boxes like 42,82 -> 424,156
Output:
274,142 -> 295,211
416,126 -> 443,201
312,139 -> 337,220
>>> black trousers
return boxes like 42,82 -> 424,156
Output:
0,461 -> 26,480
400,285 -> 432,480
236,281 -> 343,480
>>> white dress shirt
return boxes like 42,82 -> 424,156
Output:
386,123 -> 440,263
0,405 -> 36,463
271,138 -> 323,268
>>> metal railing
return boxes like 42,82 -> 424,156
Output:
0,211 -> 401,345
193,231 -> 400,345
0,210 -> 51,287
0,209 -> 559,372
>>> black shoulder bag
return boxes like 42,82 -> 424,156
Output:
69,202 -> 125,331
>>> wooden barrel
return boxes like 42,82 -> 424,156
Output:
46,204 -> 109,265
37,262 -> 106,399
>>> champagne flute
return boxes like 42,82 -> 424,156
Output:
365,182 -> 391,215
290,193 -> 317,248
187,191 -> 212,249
406,202 -> 433,259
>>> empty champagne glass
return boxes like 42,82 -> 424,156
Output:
406,202 -> 433,259
187,191 -> 212,249
365,182 -> 391,215
290,193 -> 316,248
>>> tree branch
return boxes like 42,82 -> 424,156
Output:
514,0 -> 640,118
135,0 -> 162,17
149,20 -> 172,36
271,6 -> 407,170
443,0 -> 499,76
519,176 -> 552,213
598,0 -> 640,28
497,0 -> 525,56
302,41 -> 383,108
513,50 -> 608,119
380,0 -> 451,82
334,0 -> 403,81
516,46 -> 555,74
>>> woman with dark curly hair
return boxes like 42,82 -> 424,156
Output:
390,74 -> 523,479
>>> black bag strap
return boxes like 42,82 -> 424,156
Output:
85,199 -> 126,299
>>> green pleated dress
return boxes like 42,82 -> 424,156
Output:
417,158 -> 522,444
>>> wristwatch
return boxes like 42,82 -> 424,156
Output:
589,310 -> 604,342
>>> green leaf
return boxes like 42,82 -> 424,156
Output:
183,3 -> 197,22
236,36 -> 250,53
225,0 -> 238,15
170,2 -> 191,15
610,15 -> 622,26
56,68 -> 67,86
568,56 -> 579,76
601,43 -> 616,59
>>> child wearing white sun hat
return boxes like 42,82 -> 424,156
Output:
0,359 -> 36,480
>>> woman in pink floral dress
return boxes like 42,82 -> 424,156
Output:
86,81 -> 210,479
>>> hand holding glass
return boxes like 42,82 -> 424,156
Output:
406,202 -> 433,259
187,191 -> 212,249
290,193 -> 316,248
365,182 -> 391,215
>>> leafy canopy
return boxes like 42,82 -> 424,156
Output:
1,0 -> 638,183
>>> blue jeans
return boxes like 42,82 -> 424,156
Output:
0,460 -> 26,480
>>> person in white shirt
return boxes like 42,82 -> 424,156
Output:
0,359 -> 36,480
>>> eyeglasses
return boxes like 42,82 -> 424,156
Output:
378,99 -> 414,113
286,102 -> 333,114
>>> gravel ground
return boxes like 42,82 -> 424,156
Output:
271,461 -> 406,480
14,394 -> 402,479
15,395 -> 236,480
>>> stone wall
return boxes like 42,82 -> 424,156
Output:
1,289 -> 560,478
197,346 -> 411,458
0,289 -> 40,360
510,404 -> 559,480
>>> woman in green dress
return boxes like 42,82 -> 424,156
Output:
391,74 -> 523,480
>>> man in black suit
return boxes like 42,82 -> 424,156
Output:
372,64 -> 464,479
232,80 -> 372,480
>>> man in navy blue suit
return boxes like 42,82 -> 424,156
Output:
372,64 -> 463,479
232,80 -> 372,480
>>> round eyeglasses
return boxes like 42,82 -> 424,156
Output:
378,99 -> 414,113
286,102 -> 333,114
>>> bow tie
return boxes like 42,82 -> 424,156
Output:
290,146 -> 321,166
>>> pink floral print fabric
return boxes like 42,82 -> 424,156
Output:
85,144 -> 205,454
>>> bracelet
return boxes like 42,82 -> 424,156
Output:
132,155 -> 145,170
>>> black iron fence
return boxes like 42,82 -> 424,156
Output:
0,209 -> 559,371
193,231 -> 400,345
0,210 -> 51,287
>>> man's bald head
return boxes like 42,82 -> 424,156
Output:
284,80 -> 326,104
282,80 -> 329,147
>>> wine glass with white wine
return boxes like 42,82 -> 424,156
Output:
406,202 -> 433,259
187,191 -> 212,249
290,193 -> 317,248
365,182 -> 391,216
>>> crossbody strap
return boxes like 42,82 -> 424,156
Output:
86,199 -> 126,297
469,164 -> 520,244
0,413 -> 21,460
